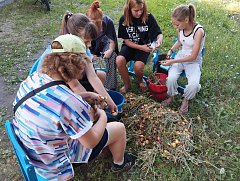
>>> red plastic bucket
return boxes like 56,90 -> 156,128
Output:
148,73 -> 168,101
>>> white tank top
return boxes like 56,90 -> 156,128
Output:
176,24 -> 206,66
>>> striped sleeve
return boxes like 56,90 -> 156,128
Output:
59,94 -> 93,139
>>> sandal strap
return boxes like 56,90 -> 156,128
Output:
138,81 -> 147,92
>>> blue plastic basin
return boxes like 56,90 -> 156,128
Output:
106,90 -> 125,120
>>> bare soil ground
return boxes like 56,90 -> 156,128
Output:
0,21 -> 49,181
0,72 -> 23,181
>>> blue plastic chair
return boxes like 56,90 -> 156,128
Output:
29,45 -> 51,75
5,120 -> 48,181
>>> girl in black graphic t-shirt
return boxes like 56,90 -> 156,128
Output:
116,0 -> 163,93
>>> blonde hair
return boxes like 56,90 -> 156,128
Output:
42,41 -> 88,82
86,1 -> 103,32
172,4 -> 196,25
123,0 -> 148,26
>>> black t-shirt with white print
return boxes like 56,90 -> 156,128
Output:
118,13 -> 162,45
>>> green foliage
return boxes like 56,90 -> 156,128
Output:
0,0 -> 239,180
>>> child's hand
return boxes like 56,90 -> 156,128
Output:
107,99 -> 118,115
85,93 -> 107,110
166,49 -> 172,59
141,45 -> 153,52
94,107 -> 107,120
161,59 -> 173,66
155,39 -> 162,50
85,92 -> 101,103
103,49 -> 113,59
98,96 -> 108,110
92,55 -> 99,62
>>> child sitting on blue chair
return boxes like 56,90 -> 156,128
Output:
116,0 -> 163,93
161,4 -> 206,115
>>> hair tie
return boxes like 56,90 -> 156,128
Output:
66,11 -> 73,19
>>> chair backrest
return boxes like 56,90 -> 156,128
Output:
29,45 -> 52,75
5,120 -> 47,181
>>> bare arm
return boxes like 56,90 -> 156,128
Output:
162,29 -> 204,65
68,79 -> 86,93
170,34 -> 182,53
85,62 -> 118,113
68,79 -> 103,104
103,39 -> 115,59
155,34 -> 163,50
124,39 -> 152,53
166,37 -> 182,59
78,108 -> 107,149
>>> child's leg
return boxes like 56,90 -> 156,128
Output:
96,70 -> 106,84
105,122 -> 136,172
134,61 -> 146,91
179,98 -> 189,115
183,64 -> 201,100
179,63 -> 201,114
133,50 -> 149,92
105,122 -> 126,163
167,63 -> 183,96
162,63 -> 183,106
116,55 -> 131,91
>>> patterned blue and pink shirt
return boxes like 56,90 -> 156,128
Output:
13,72 -> 93,180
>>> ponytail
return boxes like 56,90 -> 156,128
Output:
188,5 -> 196,25
60,11 -> 73,35
172,4 -> 196,25
86,1 -> 103,32
60,11 -> 98,40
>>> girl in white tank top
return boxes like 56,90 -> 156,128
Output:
161,4 -> 206,115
